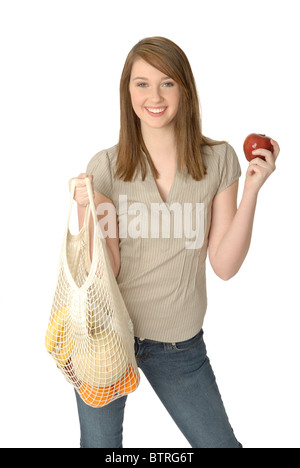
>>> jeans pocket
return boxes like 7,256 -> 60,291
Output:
174,329 -> 204,352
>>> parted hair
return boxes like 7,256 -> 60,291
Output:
116,36 -> 223,182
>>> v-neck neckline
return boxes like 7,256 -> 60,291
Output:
144,153 -> 178,205
155,170 -> 177,205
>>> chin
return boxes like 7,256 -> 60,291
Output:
143,116 -> 175,130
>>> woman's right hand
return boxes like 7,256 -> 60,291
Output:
68,173 -> 94,207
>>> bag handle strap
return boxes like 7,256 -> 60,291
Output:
84,177 -> 98,228
62,177 -> 102,291
67,177 -> 98,232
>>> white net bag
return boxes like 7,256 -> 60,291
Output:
45,178 -> 140,408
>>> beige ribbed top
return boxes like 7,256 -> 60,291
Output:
87,142 -> 241,342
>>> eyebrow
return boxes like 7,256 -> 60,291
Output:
132,76 -> 173,81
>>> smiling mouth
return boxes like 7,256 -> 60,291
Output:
145,107 -> 167,117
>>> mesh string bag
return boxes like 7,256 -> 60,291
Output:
45,178 -> 140,408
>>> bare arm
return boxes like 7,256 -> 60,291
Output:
208,139 -> 280,280
208,181 -> 257,280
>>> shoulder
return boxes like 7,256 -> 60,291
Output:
201,139 -> 236,162
201,140 -> 240,175
87,144 -> 118,173
200,138 -> 241,195
86,144 -> 118,197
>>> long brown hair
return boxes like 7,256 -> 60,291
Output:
116,36 -> 222,182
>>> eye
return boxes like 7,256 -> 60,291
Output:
162,82 -> 174,87
137,82 -> 148,88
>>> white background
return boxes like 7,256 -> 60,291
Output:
0,0 -> 299,448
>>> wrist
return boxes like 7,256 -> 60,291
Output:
242,184 -> 259,203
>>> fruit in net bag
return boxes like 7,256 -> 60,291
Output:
45,306 -> 68,353
114,364 -> 140,395
72,328 -> 128,387
79,382 -> 115,408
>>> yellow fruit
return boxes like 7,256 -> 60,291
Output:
72,328 -> 128,387
55,325 -> 75,366
87,309 -> 95,332
45,306 -> 68,353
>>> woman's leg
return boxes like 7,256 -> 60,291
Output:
136,330 -> 242,448
75,391 -> 127,448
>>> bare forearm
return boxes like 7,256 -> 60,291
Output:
213,188 -> 258,280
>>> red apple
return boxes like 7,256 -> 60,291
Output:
243,133 -> 273,162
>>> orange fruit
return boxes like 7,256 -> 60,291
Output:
79,382 -> 115,408
114,364 -> 140,395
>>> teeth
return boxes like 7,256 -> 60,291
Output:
146,107 -> 166,114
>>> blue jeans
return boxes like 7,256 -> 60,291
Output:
75,329 -> 242,448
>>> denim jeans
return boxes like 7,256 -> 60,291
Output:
75,329 -> 242,448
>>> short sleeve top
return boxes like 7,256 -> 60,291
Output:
87,142 -> 241,342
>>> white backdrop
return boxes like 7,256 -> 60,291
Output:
0,0 -> 299,448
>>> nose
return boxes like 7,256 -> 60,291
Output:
149,85 -> 163,104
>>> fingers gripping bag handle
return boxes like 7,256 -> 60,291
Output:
45,177 -> 140,408
68,177 -> 98,233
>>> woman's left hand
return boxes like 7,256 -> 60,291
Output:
244,138 -> 280,193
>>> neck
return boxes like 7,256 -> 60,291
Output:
141,123 -> 177,163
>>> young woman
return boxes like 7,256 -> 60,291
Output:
69,37 -> 280,448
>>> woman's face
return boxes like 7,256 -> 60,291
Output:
129,59 -> 181,132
